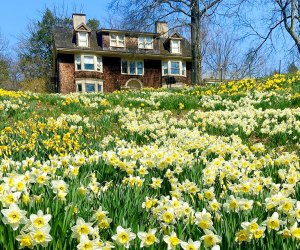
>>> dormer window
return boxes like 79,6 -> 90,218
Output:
171,40 -> 181,54
138,36 -> 153,49
78,32 -> 89,47
110,34 -> 125,47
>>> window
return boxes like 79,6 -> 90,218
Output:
97,57 -> 102,71
110,34 -> 125,47
84,56 -> 94,70
122,61 -> 128,74
163,62 -> 168,75
85,84 -> 96,93
171,62 -> 180,75
75,55 -> 102,72
75,56 -> 82,70
77,84 -> 83,93
137,62 -> 143,75
162,60 -> 186,76
76,79 -> 103,93
138,36 -> 153,49
78,32 -> 88,47
171,40 -> 181,54
121,60 -> 144,75
129,62 -> 136,75
182,62 -> 186,76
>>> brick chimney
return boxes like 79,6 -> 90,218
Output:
155,21 -> 168,38
72,13 -> 86,29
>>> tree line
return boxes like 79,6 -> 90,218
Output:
0,2 -> 299,91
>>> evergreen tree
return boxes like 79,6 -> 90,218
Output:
18,8 -> 99,92
87,18 -> 100,31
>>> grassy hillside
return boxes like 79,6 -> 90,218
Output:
0,72 -> 300,249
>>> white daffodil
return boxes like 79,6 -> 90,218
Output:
163,231 -> 181,250
29,210 -> 52,229
200,229 -> 222,248
137,228 -> 159,247
111,226 -> 136,249
51,179 -> 69,194
1,203 -> 27,230
71,217 -> 94,238
77,235 -> 100,250
30,225 -> 52,247
180,238 -> 201,250
262,212 -> 285,231
16,232 -> 33,249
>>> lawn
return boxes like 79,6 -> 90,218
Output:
0,73 -> 300,249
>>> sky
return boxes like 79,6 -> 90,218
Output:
0,0 -> 298,72
0,0 -> 111,50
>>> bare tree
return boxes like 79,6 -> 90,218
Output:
234,0 -> 300,54
109,0 -> 223,85
238,49 -> 268,78
274,0 -> 300,53
203,30 -> 238,80
0,32 -> 12,88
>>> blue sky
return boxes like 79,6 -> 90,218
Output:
0,0 -> 297,71
0,0 -> 111,48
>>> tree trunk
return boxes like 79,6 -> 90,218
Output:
191,0 -> 202,85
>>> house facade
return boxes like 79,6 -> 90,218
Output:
53,14 -> 192,94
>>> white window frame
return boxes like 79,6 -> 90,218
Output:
110,34 -> 125,47
162,60 -> 186,77
75,79 -> 104,93
138,36 -> 153,49
121,60 -> 144,75
171,39 -> 181,54
74,55 -> 103,72
78,32 -> 89,47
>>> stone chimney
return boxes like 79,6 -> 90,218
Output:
155,21 -> 169,38
72,13 -> 86,29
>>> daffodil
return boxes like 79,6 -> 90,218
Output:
290,222 -> 300,239
138,228 -> 159,247
29,210 -> 52,229
77,235 -> 98,250
111,226 -> 136,249
1,203 -> 28,230
262,212 -> 284,231
200,229 -> 222,248
163,231 -> 181,250
71,217 -> 94,238
180,238 -> 201,250
30,225 -> 52,247
16,233 -> 33,249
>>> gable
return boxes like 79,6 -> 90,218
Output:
169,32 -> 182,39
74,23 -> 91,32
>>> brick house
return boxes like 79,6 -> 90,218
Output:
53,14 -> 192,94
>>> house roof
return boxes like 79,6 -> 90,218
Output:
53,27 -> 192,59
99,28 -> 161,37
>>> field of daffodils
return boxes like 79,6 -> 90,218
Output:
1,73 -> 300,249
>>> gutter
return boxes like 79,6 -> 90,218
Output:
55,47 -> 192,61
